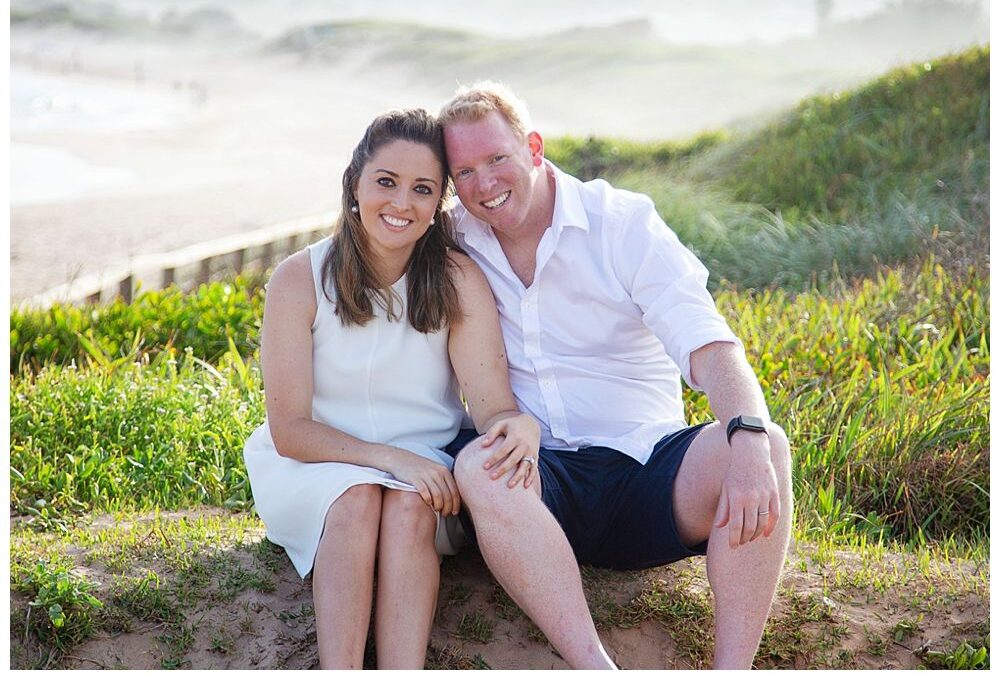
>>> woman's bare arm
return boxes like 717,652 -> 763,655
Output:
447,252 -> 540,488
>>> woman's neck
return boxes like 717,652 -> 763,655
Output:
373,249 -> 410,287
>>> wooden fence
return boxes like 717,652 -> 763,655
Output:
25,212 -> 336,308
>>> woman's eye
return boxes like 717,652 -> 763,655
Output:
377,177 -> 395,187
414,185 -> 433,195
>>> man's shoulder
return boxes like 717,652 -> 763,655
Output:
556,165 -> 656,225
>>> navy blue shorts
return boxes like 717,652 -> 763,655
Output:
444,423 -> 710,570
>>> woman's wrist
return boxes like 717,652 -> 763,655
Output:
369,442 -> 405,472
481,409 -> 523,431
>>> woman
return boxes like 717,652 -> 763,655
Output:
243,109 -> 539,669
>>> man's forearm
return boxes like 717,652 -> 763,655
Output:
690,341 -> 770,429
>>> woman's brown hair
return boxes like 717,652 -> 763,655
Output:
321,108 -> 462,333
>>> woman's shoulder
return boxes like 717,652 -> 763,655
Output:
266,250 -> 317,308
446,248 -> 492,299
446,247 -> 479,280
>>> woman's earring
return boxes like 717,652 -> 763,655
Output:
429,218 -> 435,226
350,204 -> 359,213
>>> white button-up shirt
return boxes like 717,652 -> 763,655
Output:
453,162 -> 742,465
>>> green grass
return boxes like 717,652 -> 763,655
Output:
10,345 -> 263,520
456,610 -> 495,643
10,258 -> 987,552
698,47 -> 989,221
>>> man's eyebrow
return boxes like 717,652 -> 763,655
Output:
374,168 -> 438,185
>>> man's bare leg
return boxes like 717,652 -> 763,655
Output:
454,438 -> 617,669
673,422 -> 794,669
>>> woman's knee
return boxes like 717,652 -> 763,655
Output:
325,483 -> 383,530
380,490 -> 436,541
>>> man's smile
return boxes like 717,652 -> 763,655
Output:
482,191 -> 511,210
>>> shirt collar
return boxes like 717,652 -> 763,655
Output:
453,160 -> 590,252
549,160 -> 590,235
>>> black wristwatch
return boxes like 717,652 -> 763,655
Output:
726,415 -> 768,445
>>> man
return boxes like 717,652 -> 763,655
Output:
439,82 -> 793,669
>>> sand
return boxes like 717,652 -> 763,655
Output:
9,508 -> 989,670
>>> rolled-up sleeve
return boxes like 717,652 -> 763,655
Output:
613,196 -> 742,390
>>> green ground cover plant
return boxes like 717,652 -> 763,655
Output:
11,274 -> 266,374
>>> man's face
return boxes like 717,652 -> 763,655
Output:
444,110 -> 542,236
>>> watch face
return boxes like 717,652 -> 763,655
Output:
742,415 -> 766,431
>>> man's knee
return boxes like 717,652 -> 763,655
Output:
765,422 -> 792,476
452,436 -> 492,492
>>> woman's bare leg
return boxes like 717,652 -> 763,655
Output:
374,490 -> 440,669
312,484 -> 383,669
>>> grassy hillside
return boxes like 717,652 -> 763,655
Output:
547,46 -> 989,289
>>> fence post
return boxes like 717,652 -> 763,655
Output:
232,248 -> 245,275
198,257 -> 212,286
262,241 -> 273,268
119,274 -> 134,304
162,267 -> 176,288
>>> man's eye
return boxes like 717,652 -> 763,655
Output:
377,177 -> 395,187
456,169 -> 472,179
491,155 -> 505,164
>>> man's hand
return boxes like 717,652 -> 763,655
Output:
385,447 -> 462,516
481,413 -> 541,488
713,433 -> 780,548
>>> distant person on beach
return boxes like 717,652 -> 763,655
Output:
243,109 -> 540,669
438,82 -> 793,669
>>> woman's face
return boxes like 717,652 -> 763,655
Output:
354,139 -> 443,264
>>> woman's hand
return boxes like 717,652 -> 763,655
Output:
481,413 -> 541,489
384,448 -> 462,516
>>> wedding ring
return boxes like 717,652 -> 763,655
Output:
757,510 -> 770,517
519,457 -> 536,467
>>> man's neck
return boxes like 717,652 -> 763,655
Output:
494,163 -> 557,287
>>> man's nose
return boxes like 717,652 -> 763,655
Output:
476,170 -> 497,194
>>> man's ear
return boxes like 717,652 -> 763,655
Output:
527,131 -> 544,167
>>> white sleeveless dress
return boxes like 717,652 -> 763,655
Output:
244,237 -> 471,578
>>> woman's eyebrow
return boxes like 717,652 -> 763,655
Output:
374,168 -> 438,185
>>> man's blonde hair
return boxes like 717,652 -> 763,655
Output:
438,80 -> 533,139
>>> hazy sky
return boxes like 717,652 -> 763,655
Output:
111,0 -> 989,44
